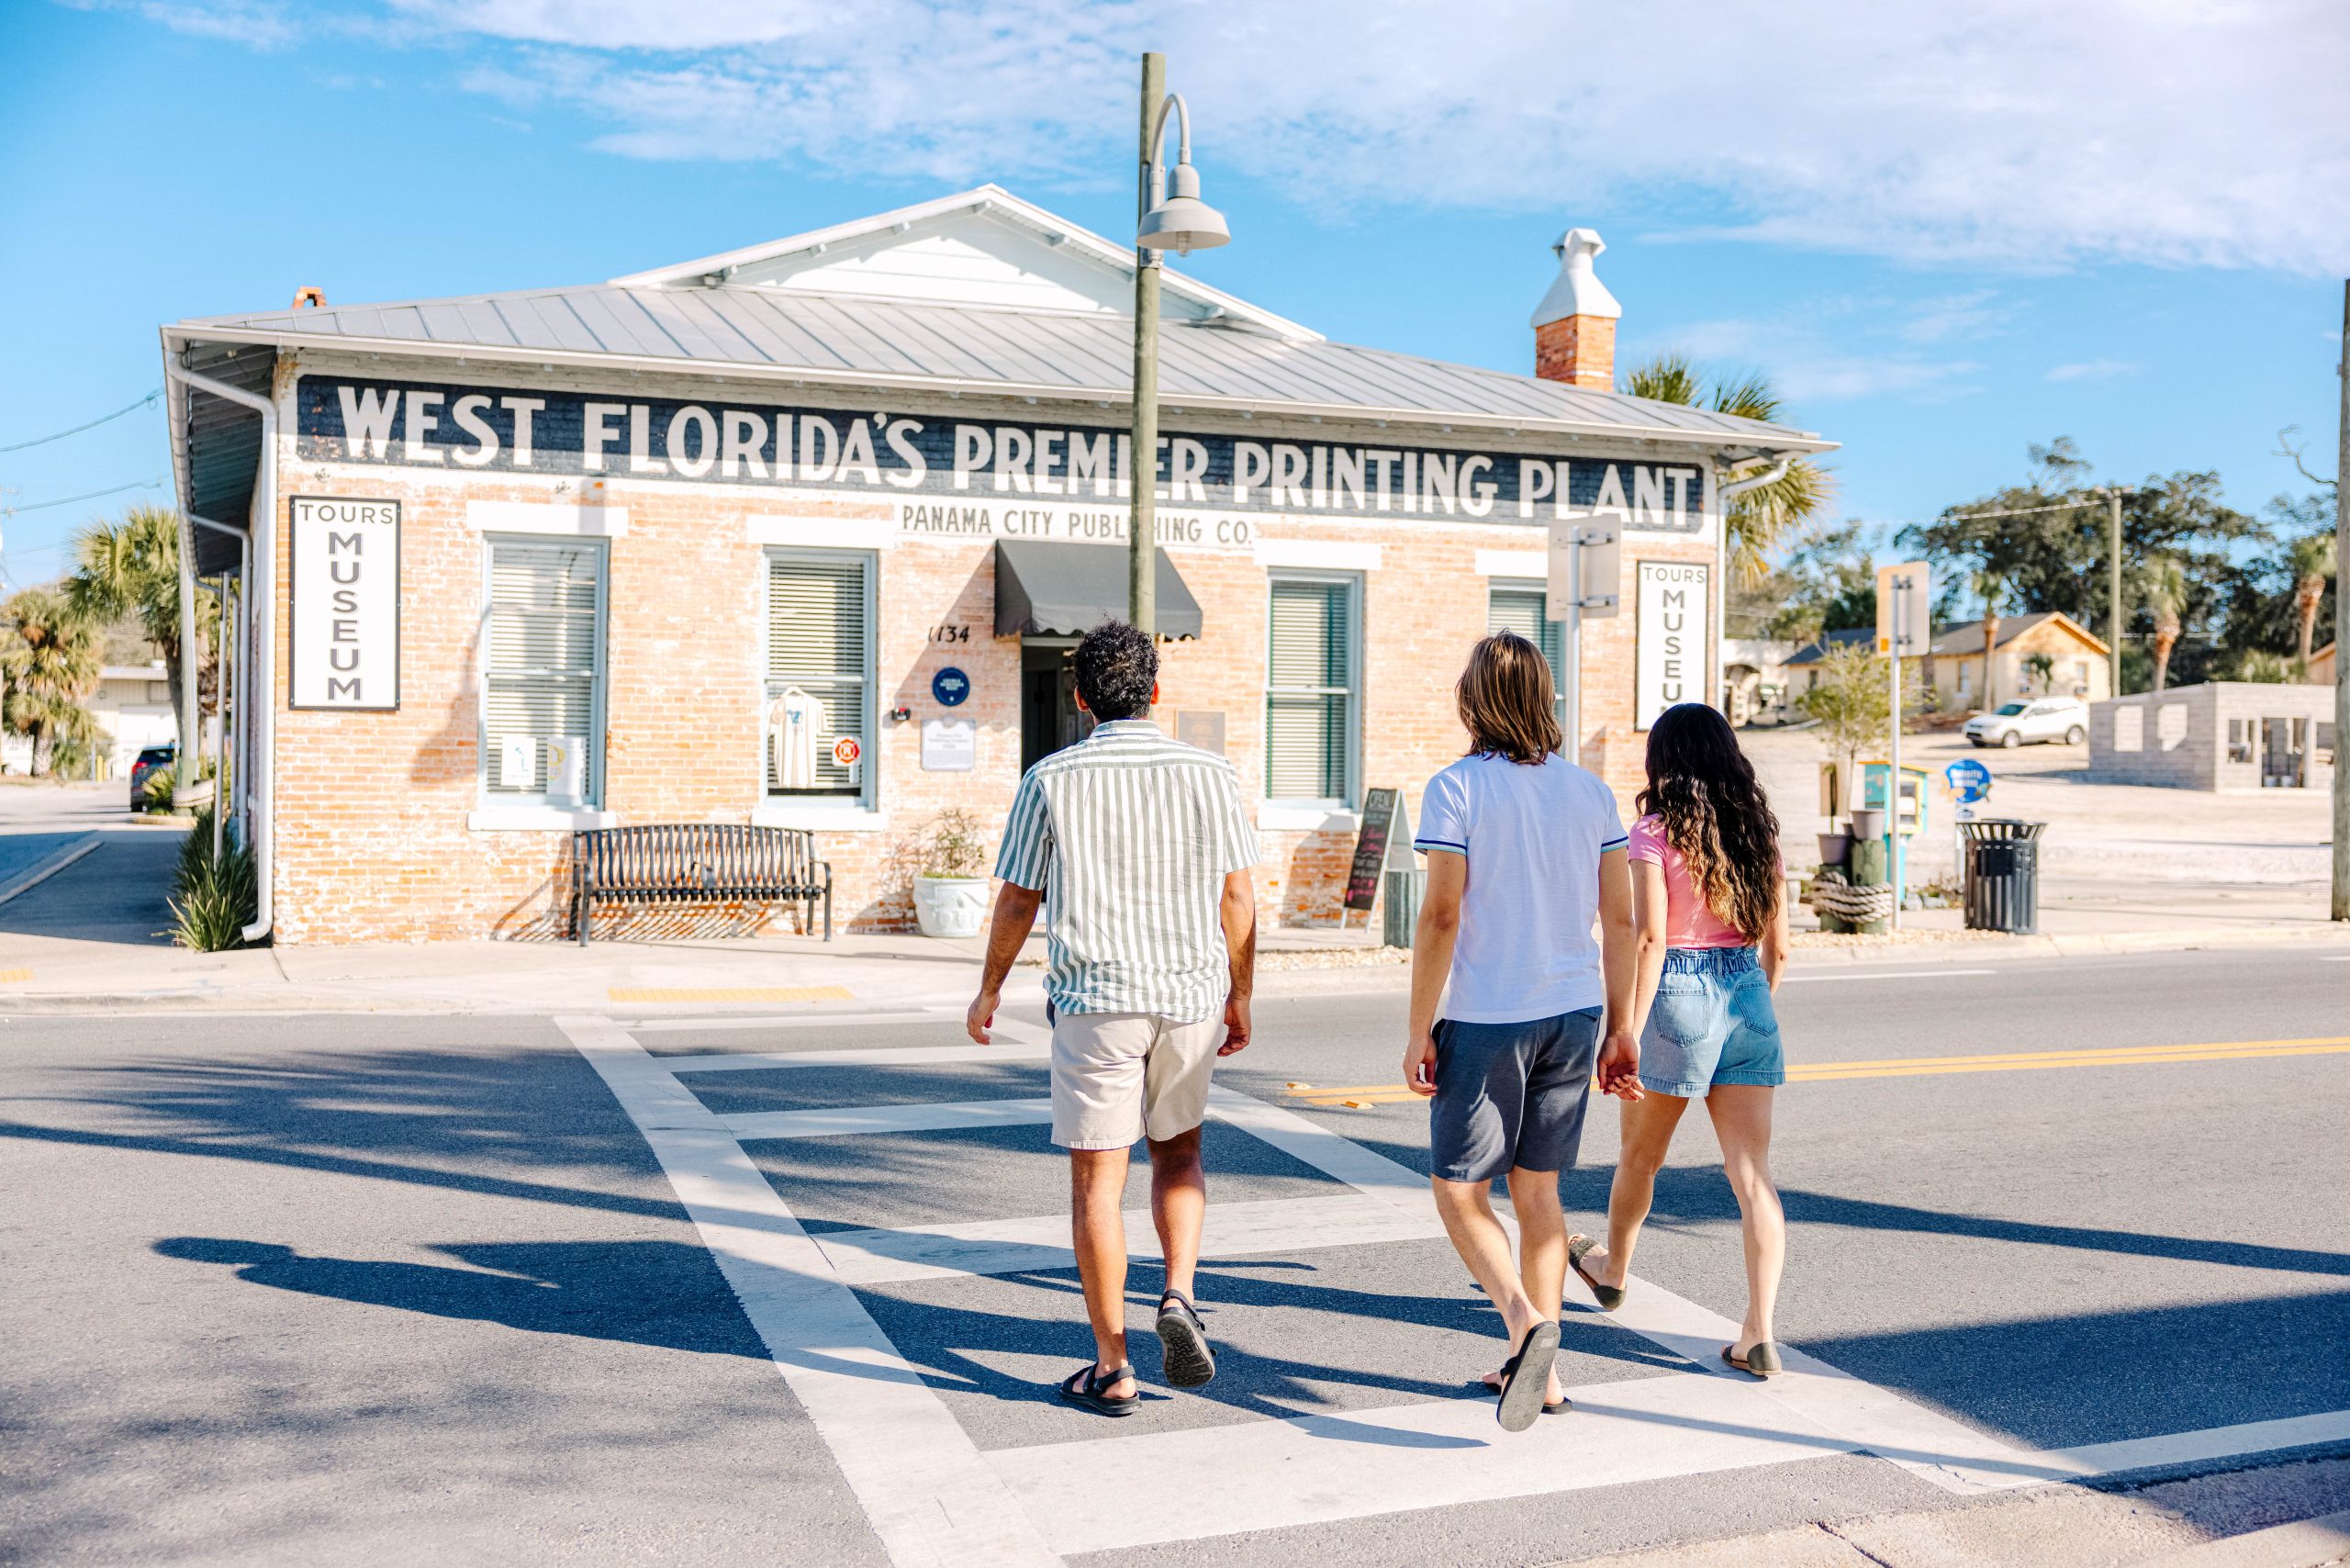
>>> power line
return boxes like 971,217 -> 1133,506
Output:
0,477 -> 166,518
0,388 -> 162,454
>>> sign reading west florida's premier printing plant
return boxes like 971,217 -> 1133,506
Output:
296,375 -> 1713,533
289,497 -> 400,710
1634,560 -> 1709,730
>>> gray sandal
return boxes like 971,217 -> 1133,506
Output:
1494,1321 -> 1561,1433
1156,1290 -> 1216,1389
1722,1342 -> 1782,1379
1568,1235 -> 1626,1311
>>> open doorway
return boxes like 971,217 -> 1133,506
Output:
1021,639 -> 1093,773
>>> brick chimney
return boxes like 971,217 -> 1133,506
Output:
1530,228 -> 1621,390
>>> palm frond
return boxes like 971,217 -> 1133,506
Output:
1709,371 -> 1783,424
1725,458 -> 1835,585
1620,353 -> 1701,407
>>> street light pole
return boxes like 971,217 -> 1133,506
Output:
2107,486 -> 2125,697
1129,50 -> 1165,637
2333,279 -> 2348,923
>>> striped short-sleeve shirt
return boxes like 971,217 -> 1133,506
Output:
994,719 -> 1260,1019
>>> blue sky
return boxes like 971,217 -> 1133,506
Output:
3,0 -> 2344,592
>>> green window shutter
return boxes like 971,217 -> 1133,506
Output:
1266,577 -> 1355,801
483,540 -> 603,804
1486,585 -> 1567,718
767,554 -> 871,797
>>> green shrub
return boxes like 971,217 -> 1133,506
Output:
170,806 -> 256,950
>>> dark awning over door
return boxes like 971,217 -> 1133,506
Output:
992,541 -> 1203,640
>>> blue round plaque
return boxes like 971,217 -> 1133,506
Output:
932,666 -> 971,707
1944,757 -> 1992,804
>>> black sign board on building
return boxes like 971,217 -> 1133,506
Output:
1344,789 -> 1410,913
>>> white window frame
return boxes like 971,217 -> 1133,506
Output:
1262,569 -> 1362,814
1486,577 -> 1569,723
755,546 -> 880,824
474,532 -> 610,823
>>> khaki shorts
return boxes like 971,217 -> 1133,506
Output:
1050,1009 -> 1225,1150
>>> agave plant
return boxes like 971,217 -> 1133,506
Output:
169,806 -> 256,951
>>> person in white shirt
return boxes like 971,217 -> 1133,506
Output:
1404,631 -> 1641,1431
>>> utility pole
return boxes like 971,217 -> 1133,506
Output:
1128,50 -> 1166,638
2107,486 -> 2125,697
2333,280 -> 2348,922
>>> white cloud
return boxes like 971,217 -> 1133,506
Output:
125,0 -> 2350,274
1640,309 -> 1983,407
2045,358 -> 2136,382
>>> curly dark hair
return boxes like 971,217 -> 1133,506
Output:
1072,620 -> 1158,721
1636,703 -> 1781,940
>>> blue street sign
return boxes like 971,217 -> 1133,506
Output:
1945,757 -> 1992,804
932,666 -> 971,707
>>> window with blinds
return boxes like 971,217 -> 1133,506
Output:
1265,576 -> 1358,803
1486,583 -> 1568,719
482,539 -> 605,805
766,552 -> 873,799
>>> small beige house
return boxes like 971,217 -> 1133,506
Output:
1927,611 -> 2110,711
2310,642 -> 2336,687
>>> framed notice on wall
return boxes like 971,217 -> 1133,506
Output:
289,497 -> 401,710
1635,560 -> 1709,730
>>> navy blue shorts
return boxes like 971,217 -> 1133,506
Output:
1428,1008 -> 1601,1183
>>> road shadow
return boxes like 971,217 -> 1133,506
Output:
152,1237 -> 768,1359
0,830 -> 180,944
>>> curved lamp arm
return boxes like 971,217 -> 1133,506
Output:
1147,92 -> 1194,207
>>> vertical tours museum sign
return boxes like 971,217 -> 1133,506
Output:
290,497 -> 401,711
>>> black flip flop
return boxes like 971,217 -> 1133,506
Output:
1568,1235 -> 1626,1311
1494,1320 -> 1561,1433
1156,1290 -> 1216,1389
1058,1362 -> 1140,1416
1479,1374 -> 1571,1416
1721,1343 -> 1783,1379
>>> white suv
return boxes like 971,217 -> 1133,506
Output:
1965,697 -> 2088,748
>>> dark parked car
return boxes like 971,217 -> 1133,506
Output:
129,745 -> 176,808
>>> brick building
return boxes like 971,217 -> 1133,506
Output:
163,187 -> 1832,943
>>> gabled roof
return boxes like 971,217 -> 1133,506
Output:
1783,628 -> 1874,666
163,188 -> 1833,455
1930,610 -> 2109,658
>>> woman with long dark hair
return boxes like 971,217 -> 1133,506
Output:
1567,701 -> 1790,1377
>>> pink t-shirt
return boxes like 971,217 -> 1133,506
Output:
1627,813 -> 1772,949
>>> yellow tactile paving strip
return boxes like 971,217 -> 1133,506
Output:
0,969 -> 30,983
606,985 -> 855,1004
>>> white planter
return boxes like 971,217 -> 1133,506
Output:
912,875 -> 990,938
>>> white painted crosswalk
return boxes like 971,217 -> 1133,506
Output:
569,1004 -> 2350,1567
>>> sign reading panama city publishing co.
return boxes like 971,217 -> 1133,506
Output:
289,497 -> 400,710
1634,560 -> 1709,730
295,375 -> 1714,534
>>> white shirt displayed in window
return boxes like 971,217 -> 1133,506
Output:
770,687 -> 826,790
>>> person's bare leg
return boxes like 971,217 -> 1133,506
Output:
1433,1177 -> 1544,1357
1705,1085 -> 1785,1356
1576,1092 -> 1689,1290
1070,1147 -> 1136,1395
1147,1126 -> 1205,1303
1504,1166 -> 1568,1403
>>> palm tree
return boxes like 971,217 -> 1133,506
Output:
68,506 -> 212,754
1973,569 -> 2006,710
1,587 -> 103,776
1622,354 -> 1833,584
2286,531 -> 2336,669
2143,556 -> 2188,692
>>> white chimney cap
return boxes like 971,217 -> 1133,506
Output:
1529,226 -> 1621,328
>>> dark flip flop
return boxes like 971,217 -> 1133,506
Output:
1494,1320 -> 1561,1433
1568,1235 -> 1626,1312
1058,1362 -> 1140,1416
1479,1374 -> 1571,1416
1156,1290 -> 1215,1389
1721,1343 -> 1783,1379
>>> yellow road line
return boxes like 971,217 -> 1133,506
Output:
606,985 -> 854,1004
1281,1035 -> 2350,1103
0,969 -> 29,983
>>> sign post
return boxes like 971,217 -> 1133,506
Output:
1876,562 -> 1931,930
1548,521 -> 1621,766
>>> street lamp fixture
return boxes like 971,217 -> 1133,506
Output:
1127,53 -> 1229,637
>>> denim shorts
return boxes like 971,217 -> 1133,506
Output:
1428,1008 -> 1600,1183
1639,946 -> 1785,1098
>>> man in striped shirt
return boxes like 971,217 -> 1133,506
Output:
967,620 -> 1259,1417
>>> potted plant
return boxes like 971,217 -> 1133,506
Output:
909,808 -> 990,938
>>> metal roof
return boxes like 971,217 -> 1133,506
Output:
171,285 -> 1831,455
164,340 -> 273,577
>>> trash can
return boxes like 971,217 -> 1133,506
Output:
1958,819 -> 2044,934
1382,868 -> 1424,949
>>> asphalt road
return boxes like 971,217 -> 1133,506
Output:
3,945 -> 2346,1565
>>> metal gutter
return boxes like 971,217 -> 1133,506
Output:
163,348 -> 277,944
166,324 -> 1838,456
187,513 -> 248,863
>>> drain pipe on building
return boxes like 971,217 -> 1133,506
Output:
187,514 -> 248,864
164,360 -> 277,944
1715,453 -> 1797,712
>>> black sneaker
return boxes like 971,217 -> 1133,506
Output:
1156,1289 -> 1216,1389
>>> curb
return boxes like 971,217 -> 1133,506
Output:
0,834 -> 101,908
2130,1509 -> 2350,1568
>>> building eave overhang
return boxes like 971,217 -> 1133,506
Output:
167,324 -> 1837,458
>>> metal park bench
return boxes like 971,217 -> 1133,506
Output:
571,823 -> 832,946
